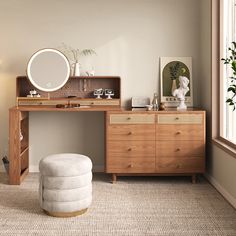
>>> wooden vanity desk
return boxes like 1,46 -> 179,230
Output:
9,76 -> 205,185
9,76 -> 121,185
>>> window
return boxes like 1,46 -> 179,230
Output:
212,0 -> 236,157
221,0 -> 236,144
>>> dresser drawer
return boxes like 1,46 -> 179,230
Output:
156,157 -> 205,173
109,114 -> 155,124
156,125 -> 204,141
107,125 -> 155,141
107,141 -> 155,158
157,114 -> 203,124
107,157 -> 155,173
156,141 -> 205,157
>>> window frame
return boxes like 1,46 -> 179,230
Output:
212,0 -> 236,158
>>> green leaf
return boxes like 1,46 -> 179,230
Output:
228,87 -> 236,93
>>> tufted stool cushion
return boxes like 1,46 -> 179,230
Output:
39,153 -> 92,217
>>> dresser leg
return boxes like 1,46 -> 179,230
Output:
192,174 -> 197,184
112,174 -> 117,183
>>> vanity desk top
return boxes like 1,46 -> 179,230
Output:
10,105 -> 122,112
10,105 -> 203,112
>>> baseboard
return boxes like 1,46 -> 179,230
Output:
29,164 -> 104,173
92,165 -> 105,173
204,173 -> 236,209
29,165 -> 39,172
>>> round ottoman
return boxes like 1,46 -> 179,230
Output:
39,153 -> 92,217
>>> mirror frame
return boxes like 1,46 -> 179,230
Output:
27,48 -> 70,92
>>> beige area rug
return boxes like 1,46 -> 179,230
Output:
0,173 -> 235,236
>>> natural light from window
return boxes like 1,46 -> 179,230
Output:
222,0 -> 236,144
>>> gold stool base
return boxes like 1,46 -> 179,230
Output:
44,208 -> 88,218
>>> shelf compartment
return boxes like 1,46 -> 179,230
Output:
16,76 -> 121,104
20,147 -> 29,172
20,168 -> 29,183
20,117 -> 29,153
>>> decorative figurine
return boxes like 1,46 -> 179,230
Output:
94,88 -> 104,99
30,89 -> 37,96
27,89 -> 41,97
105,89 -> 114,99
172,76 -> 189,110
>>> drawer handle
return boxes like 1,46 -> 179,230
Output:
127,117 -> 131,120
127,132 -> 132,135
127,148 -> 132,151
175,117 -> 180,120
176,148 -> 181,152
90,102 -> 94,105
128,164 -> 133,168
176,131 -> 181,135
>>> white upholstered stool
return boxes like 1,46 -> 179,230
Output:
39,153 -> 92,217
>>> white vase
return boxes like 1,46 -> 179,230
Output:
171,79 -> 177,95
74,62 -> 80,76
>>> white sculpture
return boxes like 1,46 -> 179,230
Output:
172,76 -> 189,110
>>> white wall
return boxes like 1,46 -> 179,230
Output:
0,0 -> 202,171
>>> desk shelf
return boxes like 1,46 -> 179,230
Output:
9,109 -> 29,185
16,76 -> 121,107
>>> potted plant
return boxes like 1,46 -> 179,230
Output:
169,62 -> 180,93
221,42 -> 236,110
60,43 -> 96,76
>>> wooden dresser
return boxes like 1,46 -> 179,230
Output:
106,110 -> 205,183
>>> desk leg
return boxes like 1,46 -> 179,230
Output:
112,174 -> 117,183
192,174 -> 197,184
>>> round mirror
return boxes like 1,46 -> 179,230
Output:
27,48 -> 70,92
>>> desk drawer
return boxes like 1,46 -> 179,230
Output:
157,114 -> 202,124
110,114 -> 155,124
107,141 -> 155,158
79,99 -> 120,106
17,98 -> 120,106
107,157 -> 155,173
107,125 -> 155,141
156,125 -> 204,141
156,157 -> 205,173
156,141 -> 205,157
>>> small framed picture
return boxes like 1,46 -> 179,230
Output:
105,89 -> 114,99
160,57 -> 193,107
